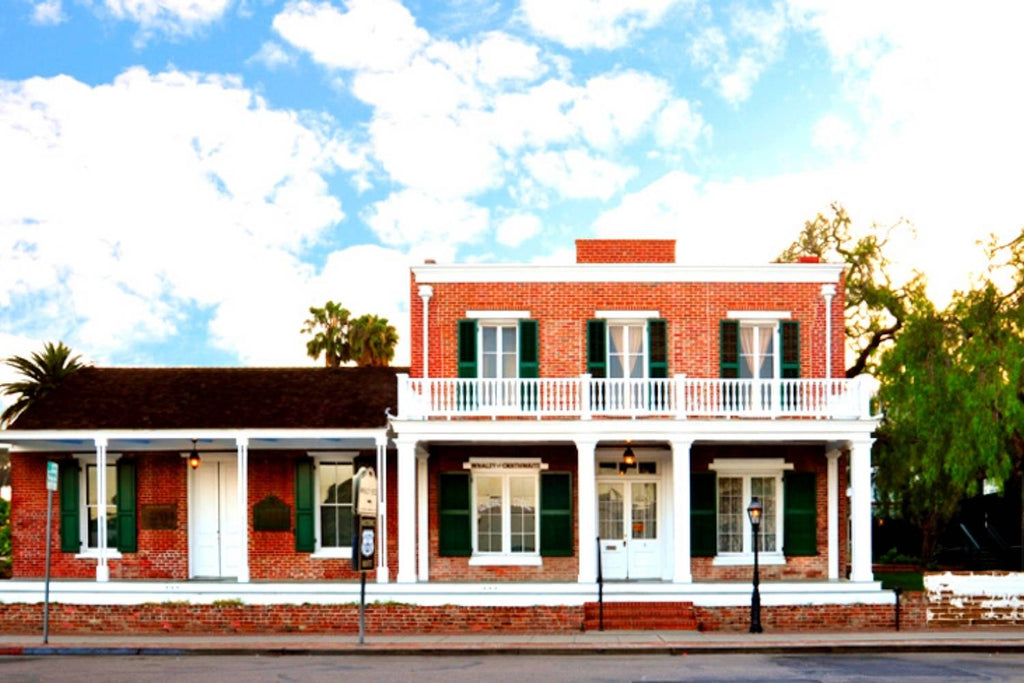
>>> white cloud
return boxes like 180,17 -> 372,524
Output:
363,190 -> 490,248
655,98 -> 708,151
521,0 -> 685,50
30,0 -> 65,24
811,114 -> 855,155
474,32 -> 547,85
570,71 -> 671,150
104,0 -> 232,41
495,213 -> 541,247
690,2 -> 788,104
523,148 -> 637,200
247,41 -> 296,70
273,0 -> 428,73
0,68 -> 346,364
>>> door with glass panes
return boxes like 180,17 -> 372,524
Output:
597,466 -> 661,580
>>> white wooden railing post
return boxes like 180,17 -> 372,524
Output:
580,373 -> 592,420
674,374 -> 687,420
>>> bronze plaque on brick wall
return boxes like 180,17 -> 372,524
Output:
141,504 -> 178,530
254,495 -> 291,532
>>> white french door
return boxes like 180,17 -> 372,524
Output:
191,456 -> 241,579
597,479 -> 661,580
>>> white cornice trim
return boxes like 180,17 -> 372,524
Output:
726,310 -> 791,320
0,428 -> 388,452
465,310 -> 531,319
595,310 -> 660,319
412,263 -> 846,284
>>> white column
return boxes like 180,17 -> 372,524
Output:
575,438 -> 597,583
95,437 -> 109,582
418,284 -> 434,378
822,284 -> 836,380
826,449 -> 841,580
670,439 -> 693,583
375,435 -> 389,583
849,438 -> 875,582
416,447 -> 430,582
396,437 -> 418,583
235,437 -> 250,583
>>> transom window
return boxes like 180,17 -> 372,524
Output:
317,460 -> 354,551
472,471 -> 538,556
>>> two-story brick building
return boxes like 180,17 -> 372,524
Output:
0,239 -> 889,633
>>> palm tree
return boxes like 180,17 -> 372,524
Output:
301,301 -> 352,368
1,341 -> 84,427
348,314 -> 399,367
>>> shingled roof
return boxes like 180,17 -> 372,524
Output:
7,366 -> 405,430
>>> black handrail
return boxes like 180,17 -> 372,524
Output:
596,535 -> 604,631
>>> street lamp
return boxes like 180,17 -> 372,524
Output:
747,496 -> 764,633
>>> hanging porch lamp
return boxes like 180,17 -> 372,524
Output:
188,438 -> 201,470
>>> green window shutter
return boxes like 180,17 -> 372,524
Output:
59,460 -> 80,553
115,459 -> 137,553
720,320 -> 740,378
294,457 -> 315,552
457,319 -> 478,378
540,472 -> 572,557
519,319 -> 539,378
439,472 -> 472,556
781,321 -> 800,378
648,319 -> 668,378
690,472 -> 717,557
783,471 -> 817,556
586,319 -> 607,378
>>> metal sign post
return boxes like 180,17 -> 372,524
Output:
351,468 -> 378,645
43,461 -> 58,644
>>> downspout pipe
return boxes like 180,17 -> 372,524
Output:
418,284 -> 433,378
821,284 -> 836,380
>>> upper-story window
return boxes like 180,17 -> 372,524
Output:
720,317 -> 799,379
587,316 -> 668,379
457,316 -> 538,379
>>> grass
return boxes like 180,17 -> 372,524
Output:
876,571 -> 924,592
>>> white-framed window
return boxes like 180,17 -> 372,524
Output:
480,323 -> 518,379
467,459 -> 542,565
738,322 -> 777,379
75,453 -> 121,555
314,453 -> 356,556
709,458 -> 790,566
607,323 -> 646,379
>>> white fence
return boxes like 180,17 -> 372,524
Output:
397,374 -> 876,420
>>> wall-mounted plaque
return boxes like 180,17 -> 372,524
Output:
254,495 -> 291,532
141,504 -> 178,530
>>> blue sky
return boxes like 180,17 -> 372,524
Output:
2,0 -> 1023,389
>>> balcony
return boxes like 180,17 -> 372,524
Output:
396,374 -> 877,421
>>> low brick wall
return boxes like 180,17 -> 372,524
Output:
926,571 -> 1024,627
0,601 -> 920,635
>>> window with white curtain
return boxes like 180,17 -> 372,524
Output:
608,323 -> 645,378
480,324 -> 518,379
739,323 -> 776,379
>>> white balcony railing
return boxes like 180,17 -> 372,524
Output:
396,374 -> 877,421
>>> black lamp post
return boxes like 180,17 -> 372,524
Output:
747,496 -> 763,633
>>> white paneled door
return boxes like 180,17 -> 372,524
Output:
191,456 -> 241,579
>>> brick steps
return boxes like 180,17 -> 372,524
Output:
583,601 -> 697,631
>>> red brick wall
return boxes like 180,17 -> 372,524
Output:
575,239 -> 676,264
690,445 -> 839,581
410,276 -> 845,380
0,601 -> 918,634
11,453 -> 188,580
12,450 -> 395,582
427,445 -> 579,582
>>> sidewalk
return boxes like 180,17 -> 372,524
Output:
2,629 -> 1024,656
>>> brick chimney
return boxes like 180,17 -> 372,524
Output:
575,239 -> 676,264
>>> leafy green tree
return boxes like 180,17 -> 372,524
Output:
1,341 -> 84,427
348,314 -> 399,367
301,301 -> 352,368
777,203 -> 925,377
874,230 -> 1024,563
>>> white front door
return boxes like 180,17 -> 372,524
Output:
598,479 -> 662,580
191,456 -> 240,579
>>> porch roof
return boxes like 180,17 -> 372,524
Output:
5,366 -> 406,431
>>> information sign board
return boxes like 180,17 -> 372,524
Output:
46,461 -> 58,492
